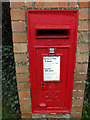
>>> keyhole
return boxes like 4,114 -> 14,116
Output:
42,83 -> 44,88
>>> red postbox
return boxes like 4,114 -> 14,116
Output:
27,10 -> 78,113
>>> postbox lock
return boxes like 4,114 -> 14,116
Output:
42,83 -> 44,88
49,48 -> 55,54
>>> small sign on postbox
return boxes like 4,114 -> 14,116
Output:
27,10 -> 78,113
43,56 -> 60,81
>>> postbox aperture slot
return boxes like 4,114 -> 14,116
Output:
36,28 -> 70,39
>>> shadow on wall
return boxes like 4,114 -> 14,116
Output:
2,2 -> 21,119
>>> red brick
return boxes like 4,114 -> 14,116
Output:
11,10 -> 25,20
79,1 -> 89,8
13,43 -> 27,53
35,1 -> 45,8
13,33 -> 26,43
43,2 -> 60,8
26,0 -> 32,8
10,1 -> 25,9
14,54 -> 27,63
16,65 -> 28,73
79,9 -> 88,20
58,1 -> 68,8
72,99 -> 83,105
35,0 -> 67,8
12,22 -> 26,32
78,21 -> 89,31
77,32 -> 89,43
73,83 -> 85,90
76,54 -> 89,63
77,43 -> 89,53
75,64 -> 88,72
71,111 -> 82,118
89,43 -> 90,51
73,91 -> 84,97
71,106 -> 83,112
21,113 -> 32,118
17,83 -> 29,90
18,91 -> 30,98
19,99 -> 31,113
16,74 -> 29,82
69,0 -> 77,8
74,74 -> 87,81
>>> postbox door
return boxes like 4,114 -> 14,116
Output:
35,47 -> 69,110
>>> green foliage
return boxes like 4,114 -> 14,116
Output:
2,2 -> 12,46
82,55 -> 90,119
2,2 -> 21,119
82,101 -> 90,120
2,46 -> 21,119
2,107 -> 20,119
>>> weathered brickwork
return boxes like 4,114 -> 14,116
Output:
10,0 -> 89,119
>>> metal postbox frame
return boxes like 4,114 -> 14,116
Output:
27,9 -> 78,113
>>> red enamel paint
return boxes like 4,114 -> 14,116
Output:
27,9 -> 78,113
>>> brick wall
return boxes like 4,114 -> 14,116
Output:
10,0 -> 89,119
